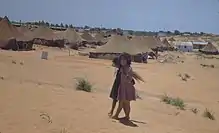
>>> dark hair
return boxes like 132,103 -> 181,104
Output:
118,53 -> 132,66
112,53 -> 131,68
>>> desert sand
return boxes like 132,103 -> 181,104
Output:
0,47 -> 219,133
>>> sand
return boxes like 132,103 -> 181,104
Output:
0,48 -> 219,133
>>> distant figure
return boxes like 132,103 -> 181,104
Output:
142,52 -> 148,63
155,49 -> 158,59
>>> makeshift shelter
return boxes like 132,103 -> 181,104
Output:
89,35 -> 151,62
168,37 -> 175,42
93,32 -> 108,46
174,41 -> 193,52
192,41 -> 208,50
0,17 -> 33,51
199,42 -> 219,55
17,25 -> 31,35
28,26 -> 64,48
162,38 -> 175,51
80,31 -> 95,43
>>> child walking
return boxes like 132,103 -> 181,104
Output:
108,56 -> 136,117
112,53 -> 136,120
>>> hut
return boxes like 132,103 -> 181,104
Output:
174,41 -> 193,52
28,26 -> 64,48
161,38 -> 175,51
80,31 -> 95,44
89,35 -> 151,62
0,17 -> 33,51
192,41 -> 208,50
168,37 -> 175,42
93,32 -> 108,46
199,42 -> 219,55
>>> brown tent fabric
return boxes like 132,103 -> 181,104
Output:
162,38 -> 174,48
27,26 -> 58,40
0,17 -> 33,50
55,28 -> 82,43
200,42 -> 219,54
81,31 -> 94,42
168,37 -> 175,41
94,35 -> 151,55
94,32 -> 106,42
17,25 -> 31,35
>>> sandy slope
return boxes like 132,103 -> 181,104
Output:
0,48 -> 219,133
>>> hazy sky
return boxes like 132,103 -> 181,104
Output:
1,0 -> 219,34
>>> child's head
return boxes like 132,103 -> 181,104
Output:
118,53 -> 131,67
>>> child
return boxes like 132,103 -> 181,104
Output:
108,56 -> 135,117
112,53 -> 136,120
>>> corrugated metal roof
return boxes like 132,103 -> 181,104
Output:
192,41 -> 208,45
174,41 -> 193,46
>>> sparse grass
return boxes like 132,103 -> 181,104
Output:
75,78 -> 92,92
60,128 -> 68,133
191,108 -> 198,114
203,108 -> 215,120
161,94 -> 185,110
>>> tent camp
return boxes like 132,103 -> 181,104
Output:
55,28 -> 82,43
200,42 -> 219,55
0,17 -> 33,51
81,31 -> 95,43
161,38 -> 175,50
89,35 -> 152,62
27,26 -> 64,48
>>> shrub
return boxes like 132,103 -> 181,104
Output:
161,94 -> 185,110
203,108 -> 215,120
75,78 -> 92,92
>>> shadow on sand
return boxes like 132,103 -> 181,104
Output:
118,118 -> 147,127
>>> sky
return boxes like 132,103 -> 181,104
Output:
0,0 -> 219,34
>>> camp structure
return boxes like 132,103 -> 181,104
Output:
161,38 -> 175,51
55,28 -> 82,49
28,26 -> 64,48
16,25 -> 31,35
80,31 -> 96,44
93,32 -> 108,46
168,37 -> 175,42
89,35 -> 152,62
0,17 -> 33,51
199,42 -> 219,55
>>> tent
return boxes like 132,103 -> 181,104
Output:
0,17 -> 33,50
200,42 -> 219,55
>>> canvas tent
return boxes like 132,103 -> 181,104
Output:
89,35 -> 152,62
0,17 -> 33,51
81,31 -> 95,43
200,42 -> 219,55
28,26 -> 64,48
161,38 -> 175,50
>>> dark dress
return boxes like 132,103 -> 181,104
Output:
109,68 -> 121,100
109,68 -> 135,101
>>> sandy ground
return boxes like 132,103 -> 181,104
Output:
0,48 -> 219,133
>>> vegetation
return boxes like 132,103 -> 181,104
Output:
203,108 -> 215,120
5,15 -> 208,36
161,94 -> 185,110
75,78 -> 93,92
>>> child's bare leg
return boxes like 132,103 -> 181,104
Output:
124,100 -> 131,120
112,100 -> 123,119
108,99 -> 117,117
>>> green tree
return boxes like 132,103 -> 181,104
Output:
69,24 -> 73,28
65,24 -> 69,28
60,23 -> 64,27
174,30 -> 180,35
45,22 -> 50,27
55,24 -> 59,27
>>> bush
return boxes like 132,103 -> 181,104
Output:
75,78 -> 92,92
203,108 -> 215,120
161,94 -> 185,110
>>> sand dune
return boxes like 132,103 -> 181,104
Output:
0,48 -> 219,133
